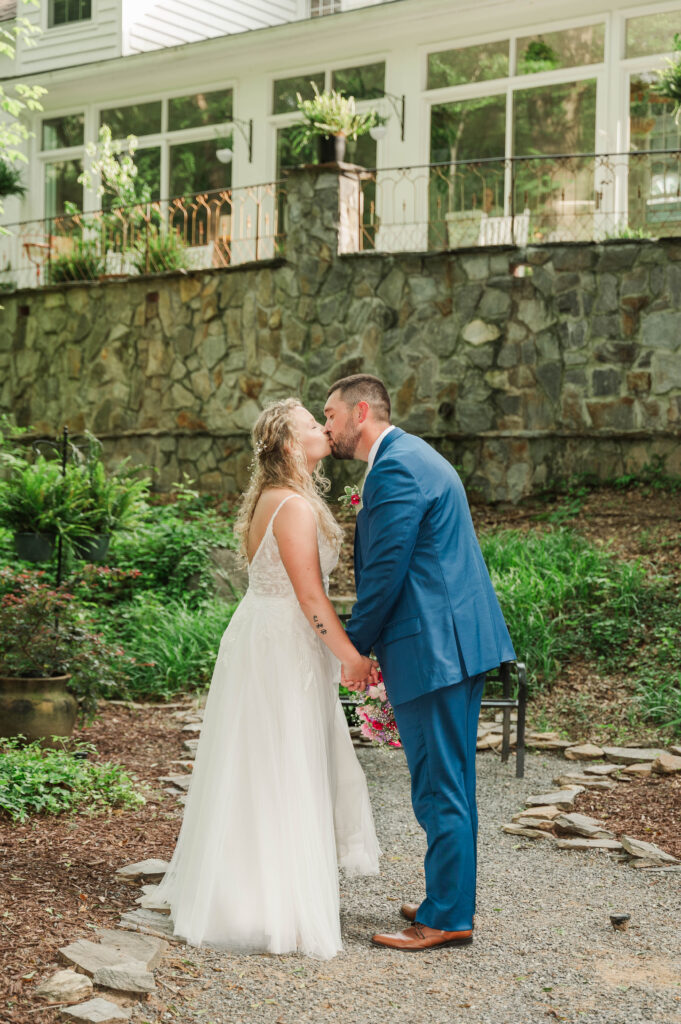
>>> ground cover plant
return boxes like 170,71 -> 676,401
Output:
0,737 -> 145,822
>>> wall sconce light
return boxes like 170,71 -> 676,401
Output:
369,91 -> 406,142
216,116 -> 253,163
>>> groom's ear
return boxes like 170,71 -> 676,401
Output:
356,400 -> 370,424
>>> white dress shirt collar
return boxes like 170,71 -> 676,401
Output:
367,425 -> 396,472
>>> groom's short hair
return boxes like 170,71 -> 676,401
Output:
327,374 -> 391,422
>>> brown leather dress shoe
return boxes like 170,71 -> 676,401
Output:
372,922 -> 473,951
401,903 -> 419,922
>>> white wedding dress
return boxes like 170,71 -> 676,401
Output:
155,494 -> 380,960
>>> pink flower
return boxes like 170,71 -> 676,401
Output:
350,493 -> 361,506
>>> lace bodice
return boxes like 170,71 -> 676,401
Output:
247,495 -> 340,598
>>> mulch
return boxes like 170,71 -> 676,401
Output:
0,704 -> 187,1024
575,772 -> 681,861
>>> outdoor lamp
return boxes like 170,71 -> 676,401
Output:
216,116 -> 253,163
369,91 -> 406,141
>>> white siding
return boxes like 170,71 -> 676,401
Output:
11,0 -> 122,74
124,0 -> 300,54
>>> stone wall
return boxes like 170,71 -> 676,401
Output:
1,164 -> 681,502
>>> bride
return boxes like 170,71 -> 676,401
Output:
155,398 -> 381,959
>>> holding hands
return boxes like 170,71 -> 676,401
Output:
342,655 -> 381,693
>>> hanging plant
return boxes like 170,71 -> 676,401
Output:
651,32 -> 681,124
0,159 -> 26,199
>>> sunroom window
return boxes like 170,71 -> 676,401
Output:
49,0 -> 91,28
625,9 -> 681,58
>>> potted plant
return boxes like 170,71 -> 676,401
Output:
0,453 -> 88,562
652,32 -> 681,124
70,435 -> 150,561
290,83 -> 379,164
0,158 -> 27,200
0,570 -> 119,743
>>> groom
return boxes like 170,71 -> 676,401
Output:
324,374 -> 515,952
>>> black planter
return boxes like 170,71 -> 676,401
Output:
74,534 -> 111,562
318,134 -> 346,164
14,532 -> 56,563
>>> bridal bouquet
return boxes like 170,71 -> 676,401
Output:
355,673 -> 401,747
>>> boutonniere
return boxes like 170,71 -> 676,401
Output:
339,484 -> 362,512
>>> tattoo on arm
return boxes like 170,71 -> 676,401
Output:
313,615 -> 327,635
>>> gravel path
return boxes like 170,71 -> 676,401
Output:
143,748 -> 681,1024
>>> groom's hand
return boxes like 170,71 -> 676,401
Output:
342,656 -> 380,692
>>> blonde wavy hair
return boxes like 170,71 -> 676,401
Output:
234,398 -> 342,557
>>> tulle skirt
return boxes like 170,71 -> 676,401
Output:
155,590 -> 380,960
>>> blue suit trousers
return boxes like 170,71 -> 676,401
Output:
392,673 -> 486,932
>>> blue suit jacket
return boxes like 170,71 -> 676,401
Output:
345,428 -> 515,707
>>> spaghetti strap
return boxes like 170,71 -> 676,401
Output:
268,493 -> 308,530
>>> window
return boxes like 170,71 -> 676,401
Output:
273,73 -> 325,114
427,41 -> 509,90
332,62 -> 385,100
516,24 -> 605,75
168,89 -> 234,132
42,114 -> 84,150
170,136 -> 233,198
625,9 -> 681,58
310,0 -> 340,16
44,159 -> 82,218
629,73 -> 681,234
49,0 -> 91,28
100,101 -> 162,138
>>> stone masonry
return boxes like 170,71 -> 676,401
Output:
1,164 -> 681,501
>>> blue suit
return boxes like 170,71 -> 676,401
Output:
346,428 -> 515,931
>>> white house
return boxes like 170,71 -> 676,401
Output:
1,0 -> 680,281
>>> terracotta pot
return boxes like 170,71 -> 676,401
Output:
0,674 -> 77,746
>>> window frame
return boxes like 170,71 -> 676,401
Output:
45,0 -> 94,32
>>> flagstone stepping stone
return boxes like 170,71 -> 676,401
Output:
512,805 -> 561,821
94,929 -> 166,970
525,738 -> 574,749
502,823 -> 555,840
670,745 -> 681,757
506,816 -> 555,831
477,733 -> 503,749
602,746 -> 665,765
119,908 -> 176,939
158,775 -> 191,790
115,859 -> 169,882
33,969 -> 93,1004
564,743 -> 604,760
61,997 -> 131,1022
620,835 -> 679,865
183,739 -> 199,755
477,723 -> 499,738
620,763 -> 652,777
136,890 -> 171,915
59,940 -> 141,977
552,774 -> 616,790
582,763 -> 621,776
526,788 -> 584,810
652,752 -> 681,774
181,722 -> 202,732
553,812 -> 615,839
556,838 -> 623,851
92,964 -> 156,995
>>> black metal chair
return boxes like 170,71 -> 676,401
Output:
481,660 -> 528,778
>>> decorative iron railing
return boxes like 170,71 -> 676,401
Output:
0,181 -> 286,290
357,149 -> 681,253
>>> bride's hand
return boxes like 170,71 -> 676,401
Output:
342,656 -> 379,692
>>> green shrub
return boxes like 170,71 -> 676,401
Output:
94,594 -> 236,700
0,738 -> 145,822
48,239 -> 104,283
108,486 -> 237,605
481,527 -> 646,685
131,229 -> 190,274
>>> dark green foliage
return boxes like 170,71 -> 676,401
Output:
0,158 -> 26,198
131,230 -> 191,274
48,239 -> 104,283
0,738 -> 145,822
